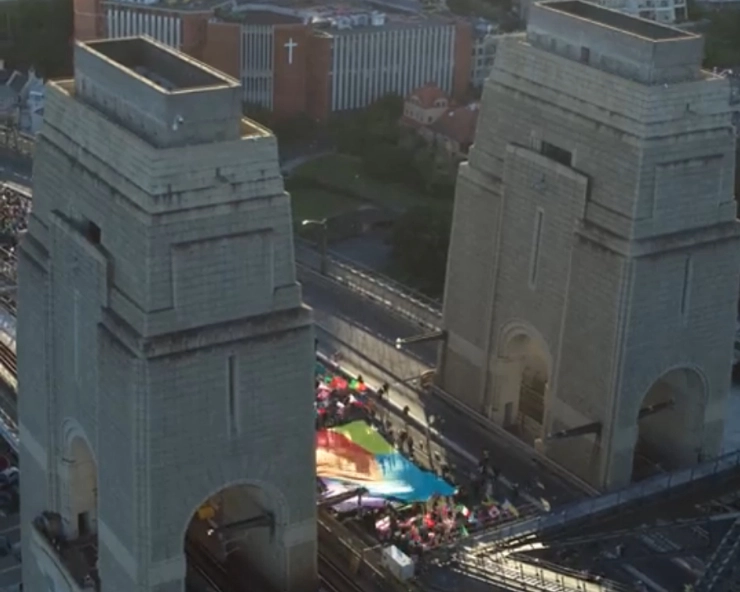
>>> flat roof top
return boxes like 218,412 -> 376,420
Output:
85,37 -> 235,92
218,9 -> 304,25
104,0 -> 228,13
538,0 -> 695,41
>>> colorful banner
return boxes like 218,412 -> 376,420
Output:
316,421 -> 455,504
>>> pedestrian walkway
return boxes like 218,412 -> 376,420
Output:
462,449 -> 740,555
452,553 -> 630,592
316,350 -> 547,513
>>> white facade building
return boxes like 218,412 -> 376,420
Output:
328,22 -> 458,112
105,7 -> 183,48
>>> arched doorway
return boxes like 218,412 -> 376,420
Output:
59,433 -> 99,589
184,482 -> 287,591
632,367 -> 706,481
66,435 -> 98,540
500,331 -> 551,443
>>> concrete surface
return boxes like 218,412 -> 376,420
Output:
19,38 -> 316,592
441,0 -> 740,490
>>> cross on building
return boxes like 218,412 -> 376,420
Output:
284,38 -> 297,65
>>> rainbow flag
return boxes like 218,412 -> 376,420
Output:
317,421 -> 455,504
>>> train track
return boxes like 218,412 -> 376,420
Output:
185,536 -> 233,592
318,550 -> 367,592
0,340 -> 16,379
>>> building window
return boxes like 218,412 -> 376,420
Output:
226,354 -> 239,436
541,141 -> 573,167
529,209 -> 545,289
580,46 -> 591,64
680,256 -> 693,318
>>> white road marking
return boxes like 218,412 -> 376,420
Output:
0,564 -> 20,575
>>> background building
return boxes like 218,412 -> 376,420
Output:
73,0 -> 475,120
518,0 -> 687,22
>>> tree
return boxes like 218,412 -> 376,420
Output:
390,205 -> 452,297
702,11 -> 740,69
243,102 -> 275,129
6,0 -> 73,77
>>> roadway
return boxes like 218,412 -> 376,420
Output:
0,151 -> 31,188
308,274 -> 710,592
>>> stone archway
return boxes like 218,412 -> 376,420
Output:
59,418 -> 98,543
496,324 -> 552,443
184,480 -> 289,591
632,367 -> 707,481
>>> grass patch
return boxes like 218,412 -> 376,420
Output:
291,153 -> 430,212
289,188 -> 361,223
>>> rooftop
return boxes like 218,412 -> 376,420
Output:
103,0 -> 230,13
72,38 -> 247,148
538,0 -> 693,41
216,7 -> 304,25
84,37 -> 233,92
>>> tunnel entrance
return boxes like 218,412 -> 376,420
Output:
502,333 -> 551,443
184,483 -> 285,592
632,368 -> 706,481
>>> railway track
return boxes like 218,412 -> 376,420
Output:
185,536 -> 234,592
319,550 -> 366,592
0,340 -> 16,379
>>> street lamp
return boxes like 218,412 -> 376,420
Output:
301,218 -> 328,276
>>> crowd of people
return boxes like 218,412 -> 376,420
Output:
314,359 -> 527,565
0,184 -> 30,244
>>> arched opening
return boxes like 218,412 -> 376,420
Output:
65,434 -> 99,587
184,483 -> 285,592
502,332 -> 550,444
632,368 -> 706,481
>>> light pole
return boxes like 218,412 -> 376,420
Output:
301,218 -> 328,276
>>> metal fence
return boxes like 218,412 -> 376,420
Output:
464,448 -> 740,556
295,237 -> 443,331
0,126 -> 34,157
456,553 -> 631,592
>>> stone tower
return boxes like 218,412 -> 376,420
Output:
18,38 -> 316,591
440,1 -> 740,489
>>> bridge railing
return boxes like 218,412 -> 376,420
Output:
464,448 -> 740,555
295,237 -> 443,331
457,553 -> 630,592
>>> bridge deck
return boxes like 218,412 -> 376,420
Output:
463,449 -> 740,555
454,554 -> 629,592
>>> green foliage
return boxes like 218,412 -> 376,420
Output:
290,153 -> 428,211
446,0 -> 502,20
243,102 -> 274,128
2,0 -> 73,77
703,11 -> 740,69
243,103 -> 318,151
328,94 -> 457,203
323,95 -> 458,294
390,205 -> 452,297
